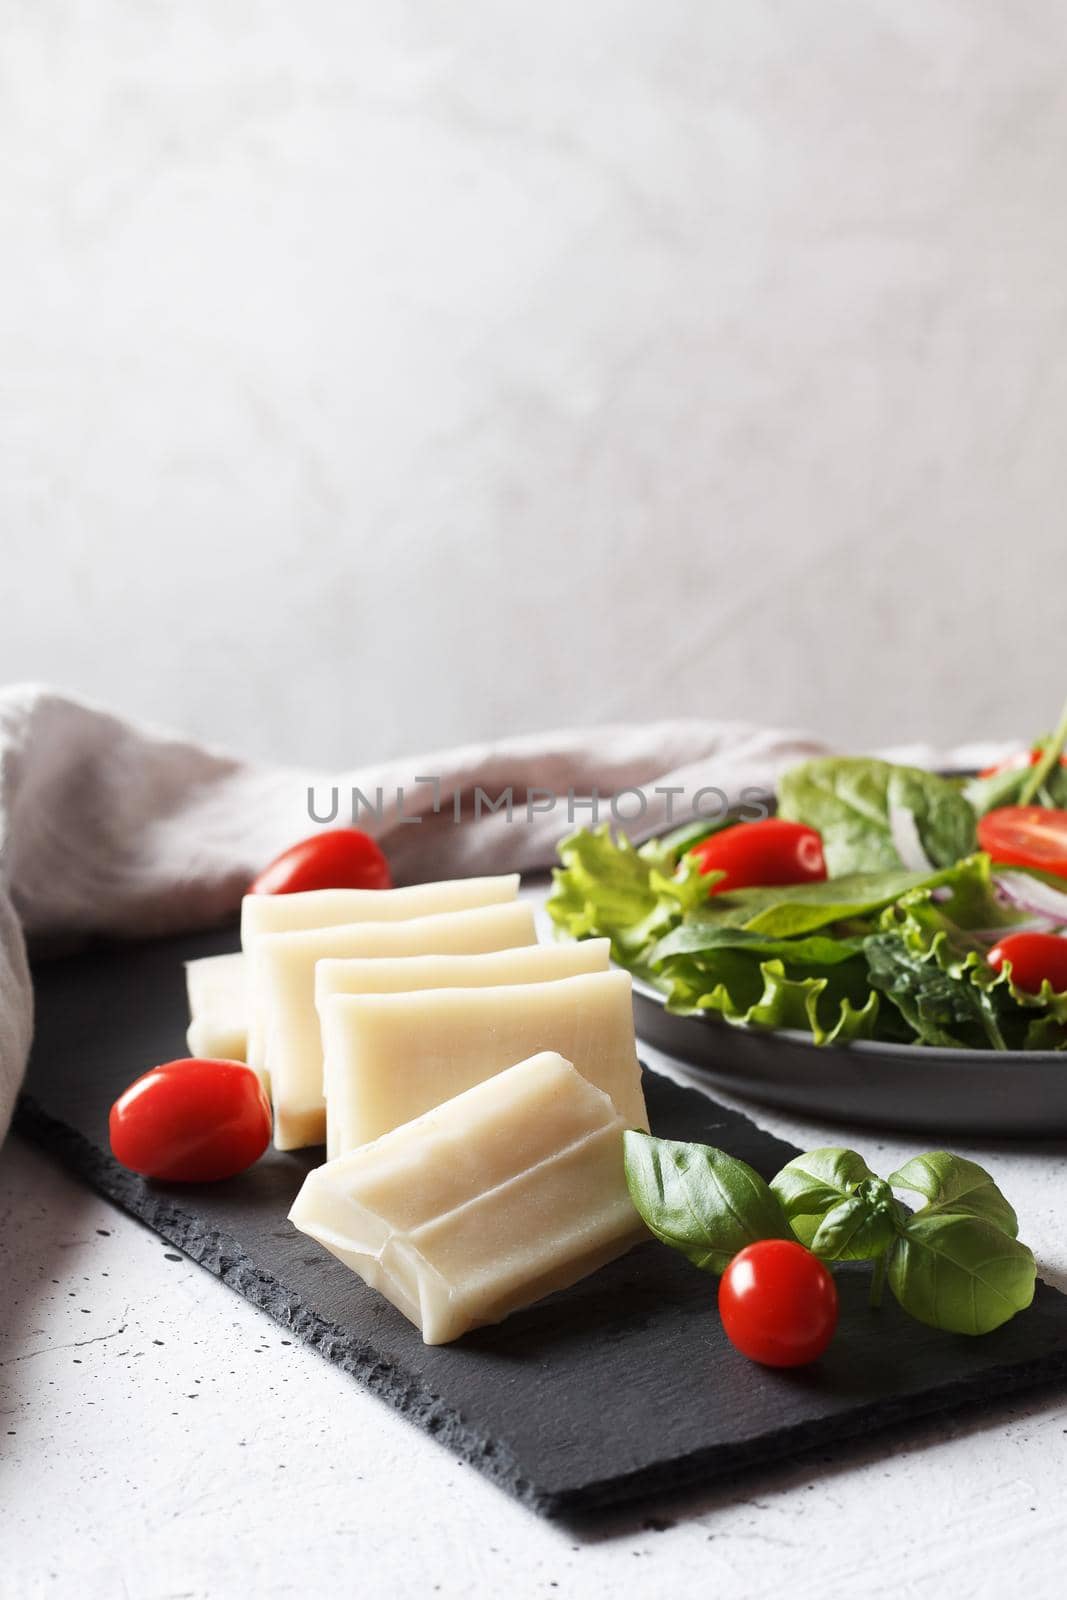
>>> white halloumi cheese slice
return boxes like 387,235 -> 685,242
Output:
321,967 -> 647,1159
241,874 -> 520,1069
185,951 -> 247,1062
289,1051 -> 646,1345
260,899 -> 538,1150
314,937 -> 610,1009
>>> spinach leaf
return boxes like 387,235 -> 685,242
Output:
778,757 -> 977,876
888,1153 -> 1018,1237
676,864 -> 960,939
622,1131 -> 789,1274
887,1213 -> 1036,1335
650,925 -> 864,967
862,928 -> 1008,1049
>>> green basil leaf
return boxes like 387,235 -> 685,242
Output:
771,1150 -> 898,1258
809,1193 -> 899,1262
777,757 -> 977,876
889,1153 -> 1019,1237
888,1214 -> 1036,1335
771,1148 -> 878,1225
623,1131 -> 789,1275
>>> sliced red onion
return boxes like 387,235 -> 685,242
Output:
993,870 -> 1067,924
889,804 -> 933,872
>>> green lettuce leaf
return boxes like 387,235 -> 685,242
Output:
964,696 -> 1067,816
778,757 -> 977,875
685,956 -> 881,1045
667,864 -> 961,939
546,824 -> 708,971
869,880 -> 1067,1050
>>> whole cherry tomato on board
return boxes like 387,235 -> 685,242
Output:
109,1059 -> 272,1182
718,1239 -> 839,1368
988,932 -> 1067,995
690,818 -> 827,894
976,806 -> 1067,880
249,828 -> 392,895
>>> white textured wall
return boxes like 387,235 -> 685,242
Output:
5,2 -> 1067,767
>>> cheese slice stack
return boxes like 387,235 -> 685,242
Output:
314,936 -> 610,1011
321,967 -> 648,1158
289,1051 -> 646,1345
258,900 -> 538,1149
185,952 -> 248,1062
241,875 -> 521,1068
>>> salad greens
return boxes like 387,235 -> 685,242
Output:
624,1133 -> 1036,1336
777,757 -> 976,875
548,702 -> 1067,1051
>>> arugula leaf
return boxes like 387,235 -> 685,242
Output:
778,757 -> 977,876
888,1153 -> 1018,1237
966,762 -> 1067,816
546,824 -> 707,971
622,1131 -> 790,1274
887,1213 -> 1035,1335
963,695 -> 1067,815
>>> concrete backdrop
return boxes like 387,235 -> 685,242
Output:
5,1 -> 1067,767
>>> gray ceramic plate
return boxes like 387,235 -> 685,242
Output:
631,978 -> 1067,1136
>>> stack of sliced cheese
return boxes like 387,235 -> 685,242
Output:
185,875 -> 648,1343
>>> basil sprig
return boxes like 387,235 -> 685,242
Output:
624,1133 -> 1035,1337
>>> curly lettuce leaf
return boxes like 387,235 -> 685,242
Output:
778,757 -> 977,876
686,957 -> 881,1045
866,887 -> 1067,1050
546,823 -> 708,971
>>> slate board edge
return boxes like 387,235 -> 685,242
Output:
15,1089 -> 1067,1521
12,1093 -> 541,1510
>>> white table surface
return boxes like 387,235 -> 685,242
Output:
4,895 -> 1067,1600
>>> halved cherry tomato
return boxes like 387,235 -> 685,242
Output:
977,806 -> 1067,879
690,818 -> 827,894
249,828 -> 392,895
718,1239 -> 838,1368
979,749 -> 1067,779
109,1058 -> 272,1182
988,932 -> 1067,994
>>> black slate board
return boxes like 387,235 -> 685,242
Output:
16,927 -> 1067,1518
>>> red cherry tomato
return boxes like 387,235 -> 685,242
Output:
988,932 -> 1067,994
690,819 -> 827,894
109,1059 -> 272,1182
249,828 -> 392,895
718,1239 -> 839,1367
977,806 -> 1067,879
979,749 -> 1067,779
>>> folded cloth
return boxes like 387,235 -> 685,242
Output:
0,683 -> 1010,1142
